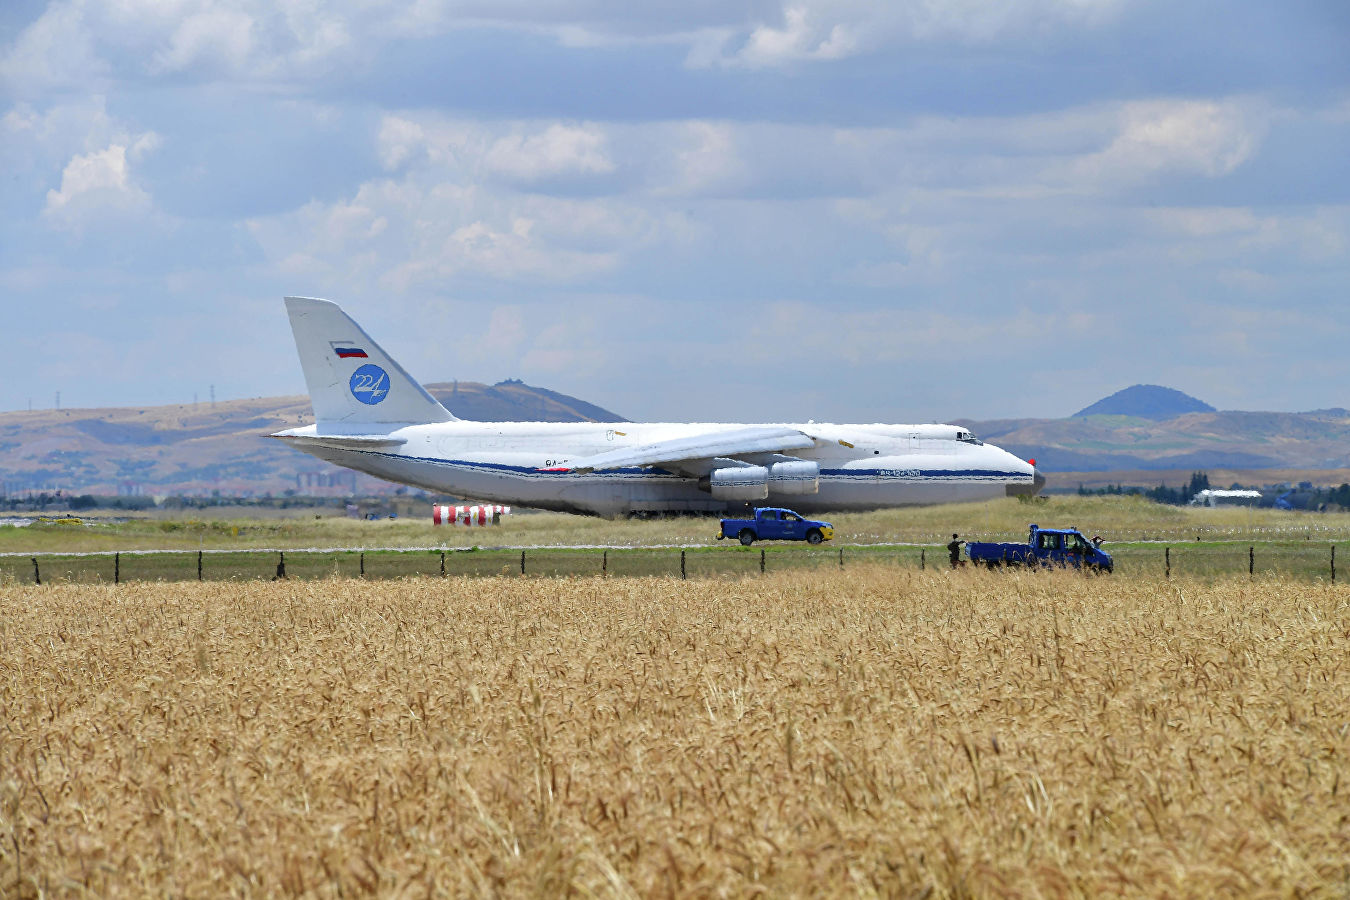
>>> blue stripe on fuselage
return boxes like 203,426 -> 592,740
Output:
310,447 -> 1029,482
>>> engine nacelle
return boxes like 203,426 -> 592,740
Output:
768,460 -> 819,495
703,466 -> 769,500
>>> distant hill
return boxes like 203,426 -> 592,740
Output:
0,381 -> 625,497
1074,385 -> 1215,420
423,380 -> 624,424
956,408 -> 1350,472
5,378 -> 1348,498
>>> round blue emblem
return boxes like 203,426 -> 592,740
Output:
349,364 -> 389,405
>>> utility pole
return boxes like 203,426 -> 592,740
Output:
210,384 -> 215,408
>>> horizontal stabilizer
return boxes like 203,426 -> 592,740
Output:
271,431 -> 408,451
566,426 -> 815,473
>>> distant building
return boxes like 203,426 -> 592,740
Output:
1189,489 -> 1262,507
295,470 -> 358,494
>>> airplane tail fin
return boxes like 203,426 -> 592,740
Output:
284,296 -> 457,427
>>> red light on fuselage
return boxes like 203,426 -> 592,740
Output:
1028,458 -> 1036,466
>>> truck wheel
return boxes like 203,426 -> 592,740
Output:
806,529 -> 823,545
739,530 -> 755,546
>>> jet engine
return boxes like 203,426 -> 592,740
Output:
700,466 -> 769,500
767,459 -> 819,495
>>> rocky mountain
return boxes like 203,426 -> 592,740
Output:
0,381 -> 626,497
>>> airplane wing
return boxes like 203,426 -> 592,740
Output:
562,426 -> 816,473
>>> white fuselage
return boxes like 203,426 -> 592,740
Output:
277,420 -> 1039,517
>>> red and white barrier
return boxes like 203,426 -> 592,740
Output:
432,504 -> 511,526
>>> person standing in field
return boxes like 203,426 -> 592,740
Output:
948,533 -> 964,568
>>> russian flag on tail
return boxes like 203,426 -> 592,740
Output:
334,347 -> 368,359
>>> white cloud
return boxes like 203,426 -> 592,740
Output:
1,0 -> 362,92
664,121 -> 745,195
247,172 -> 638,292
469,299 -> 611,378
303,100 -> 1312,300
1144,205 -> 1348,264
746,300 -> 1098,367
712,0 -> 1128,67
377,116 -> 427,170
378,116 -> 615,183
1065,100 -> 1264,186
737,6 -> 857,67
485,124 -> 615,181
0,1 -> 106,94
151,7 -> 256,74
0,0 -> 1136,94
43,139 -> 159,228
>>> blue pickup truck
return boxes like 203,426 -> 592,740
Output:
966,524 -> 1113,573
718,508 -> 834,546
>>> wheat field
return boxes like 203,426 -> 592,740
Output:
3,569 -> 1348,897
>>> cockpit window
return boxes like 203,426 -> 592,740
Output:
957,431 -> 983,445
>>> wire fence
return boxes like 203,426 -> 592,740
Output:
0,542 -> 1342,584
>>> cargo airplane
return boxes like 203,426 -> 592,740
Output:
273,297 -> 1044,517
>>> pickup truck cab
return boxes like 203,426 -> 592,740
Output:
718,508 -> 834,546
966,524 -> 1112,573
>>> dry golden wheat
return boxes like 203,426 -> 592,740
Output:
2,569 -> 1348,897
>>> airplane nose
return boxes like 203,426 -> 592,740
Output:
1006,466 -> 1046,497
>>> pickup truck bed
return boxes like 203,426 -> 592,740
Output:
966,525 -> 1112,572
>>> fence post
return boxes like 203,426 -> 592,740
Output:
114,552 -> 120,585
1249,546 -> 1254,577
360,552 -> 365,576
838,547 -> 843,568
31,556 -> 40,586
603,550 -> 607,576
197,550 -> 203,581
760,549 -> 765,574
920,548 -> 925,571
1332,545 -> 1336,584
1165,546 -> 1170,580
521,550 -> 526,575
681,549 -> 686,580
275,551 -> 286,580
441,550 -> 446,577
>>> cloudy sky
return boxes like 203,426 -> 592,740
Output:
2,0 -> 1347,423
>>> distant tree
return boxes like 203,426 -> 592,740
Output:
1187,471 -> 1210,498
68,494 -> 98,510
1145,483 -> 1188,505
